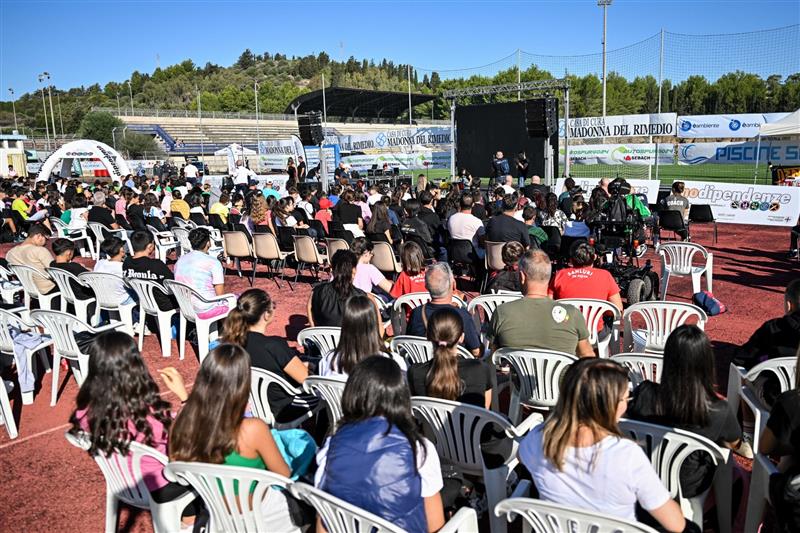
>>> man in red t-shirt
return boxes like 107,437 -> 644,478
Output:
550,242 -> 623,332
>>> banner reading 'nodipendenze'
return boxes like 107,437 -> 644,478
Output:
558,113 -> 677,139
680,180 -> 800,227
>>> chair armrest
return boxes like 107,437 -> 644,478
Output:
195,292 -> 236,305
510,479 -> 532,499
509,411 -> 543,438
88,321 -> 124,334
438,507 -> 479,533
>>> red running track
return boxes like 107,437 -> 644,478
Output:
0,223 -> 796,532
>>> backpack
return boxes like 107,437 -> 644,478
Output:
693,291 -> 726,316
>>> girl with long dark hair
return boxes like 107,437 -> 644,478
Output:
519,358 -> 686,531
307,250 -> 366,327
539,192 -> 567,234
321,294 -> 390,378
315,356 -> 445,533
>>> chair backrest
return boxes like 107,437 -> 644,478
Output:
658,242 -> 709,276
619,418 -> 726,500
623,301 -> 707,353
484,241 -> 505,271
289,482 -> 405,533
658,210 -> 686,231
65,431 -> 160,510
303,376 -> 347,429
370,241 -> 401,273
128,279 -> 170,315
745,356 -> 797,393
688,204 -> 715,223
293,234 -> 321,264
411,396 -> 516,476
0,308 -> 32,354
87,222 -> 108,243
46,267 -> 87,305
0,263 -> 15,281
163,279 -> 202,321
556,298 -> 621,345
297,327 -> 341,355
467,293 -> 523,324
8,264 -> 50,298
610,352 -> 664,385
30,310 -> 90,360
325,238 -> 350,259
165,462 -> 293,533
249,368 -> 301,426
223,231 -> 252,258
494,498 -> 659,533
492,348 -> 577,409
78,272 -> 130,309
392,291 -> 467,314
390,335 -> 473,365
172,227 -> 192,253
50,217 -> 68,234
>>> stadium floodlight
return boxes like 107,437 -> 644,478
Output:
37,73 -> 51,150
598,0 -> 612,119
8,88 -> 18,131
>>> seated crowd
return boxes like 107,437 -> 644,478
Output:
1,168 -> 799,533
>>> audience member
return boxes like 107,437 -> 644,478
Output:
314,197 -> 333,234
390,242 -> 428,299
321,294 -> 391,378
93,237 -> 134,306
123,231 -> 176,311
350,237 -> 393,295
521,205 -> 548,248
737,279 -> 800,366
174,228 -> 233,320
539,192 -> 568,234
88,191 -> 119,229
308,250 -> 365,327
447,194 -> 486,259
170,190 -> 190,220
664,181 -> 690,220
486,194 -> 530,247
6,224 -> 56,295
49,238 -> 93,301
484,241 -> 524,294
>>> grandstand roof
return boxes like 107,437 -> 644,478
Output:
285,87 -> 435,119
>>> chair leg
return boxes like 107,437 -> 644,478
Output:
0,386 -> 18,439
712,459 -> 733,533
508,387 -> 521,425
178,316 -> 186,361
250,259 -> 258,286
197,322 -> 210,363
37,347 -> 52,373
50,353 -> 61,407
660,272 -> 670,301
706,254 -> 714,293
745,456 -> 770,533
104,492 -> 119,533
137,308 -> 146,352
158,314 -> 173,358
294,262 -> 304,284
691,272 -> 701,295
485,466 -> 510,533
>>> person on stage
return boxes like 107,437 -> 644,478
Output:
491,151 -> 510,186
516,151 -> 529,189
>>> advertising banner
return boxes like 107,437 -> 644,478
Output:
558,113 -> 677,139
340,151 -> 451,172
554,177 -> 660,204
257,135 -> 306,171
677,113 -> 790,139
304,145 -> 340,175
680,180 -> 800,226
337,126 -> 452,151
678,140 -> 800,165
558,143 -> 674,166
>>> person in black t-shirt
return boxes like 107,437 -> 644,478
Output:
122,231 -> 176,311
88,191 -> 119,229
297,156 -> 307,183
400,198 -> 434,257
521,175 -> 549,201
49,238 -> 93,301
738,279 -> 800,367
333,190 -> 364,229
485,194 -> 530,247
126,194 -> 147,231
627,325 -> 741,497
221,288 -> 318,423
307,250 -> 366,327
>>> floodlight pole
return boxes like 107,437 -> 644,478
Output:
655,28 -> 665,182
564,85 -> 570,180
127,80 -> 134,115
57,92 -> 64,136
598,0 -> 612,119
8,88 -> 18,132
196,84 -> 204,167
254,80 -> 261,167
517,49 -> 521,101
37,74 -> 50,151
449,99 -> 456,178
408,65 -> 413,126
321,73 -> 328,125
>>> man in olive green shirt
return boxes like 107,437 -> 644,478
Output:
489,249 -> 595,357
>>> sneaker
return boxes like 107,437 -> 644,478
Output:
734,436 -> 754,459
635,244 -> 648,257
787,249 -> 799,259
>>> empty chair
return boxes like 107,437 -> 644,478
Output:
745,454 -> 782,533
658,242 -> 713,299
303,376 -> 347,429
66,431 -> 195,533
296,326 -> 341,356
163,280 -> 235,362
252,232 -> 293,288
610,352 -> 664,386
78,272 -> 137,336
46,267 -> 95,324
164,462 -> 295,533
556,298 -> 621,357
223,231 -> 257,284
657,210 -> 689,242
492,348 -> 577,424
688,204 -> 718,244
30,310 -> 120,406
293,234 -> 328,283
249,368 -> 319,430
622,301 -> 707,353
370,240 -> 402,276
390,335 -> 473,365
51,217 -> 96,258
494,498 -> 659,533
128,279 -> 176,359
172,227 -> 192,255
8,264 -> 60,315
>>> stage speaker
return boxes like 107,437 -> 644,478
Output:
298,111 -> 325,145
524,98 -> 558,138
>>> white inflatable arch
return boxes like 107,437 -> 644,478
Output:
38,139 -> 131,181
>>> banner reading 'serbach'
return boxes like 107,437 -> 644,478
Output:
680,180 -> 800,227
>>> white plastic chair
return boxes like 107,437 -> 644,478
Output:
389,335 -> 474,365
726,357 -> 796,419
0,264 -> 23,305
79,272 -> 137,336
303,375 -> 347,429
620,418 -> 732,533
30,310 -> 120,406
745,454 -> 782,533
8,264 -> 61,316
127,279 -> 176,359
165,462 -> 295,533
494,497 -> 659,533
467,293 -> 523,349
66,431 -> 195,533
172,227 -> 192,255
0,307 -> 53,407
147,224 -> 180,262
393,291 -> 467,315
658,242 -> 713,299
740,386 -> 771,452
0,369 -> 17,439
290,482 -> 480,533
610,352 -> 664,386
556,298 -> 621,357
622,301 -> 707,353
249,368 -> 319,430
411,396 -> 543,533
45,267 -> 96,324
88,222 -> 132,256
164,280 -> 235,362
492,348 -> 578,424
297,326 -> 341,356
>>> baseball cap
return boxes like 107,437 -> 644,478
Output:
319,198 -> 333,209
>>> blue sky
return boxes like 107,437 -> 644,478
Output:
1,0 -> 799,100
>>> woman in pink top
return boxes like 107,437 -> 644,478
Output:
69,331 -> 197,520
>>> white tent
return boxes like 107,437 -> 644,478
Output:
37,139 -> 131,181
214,143 -> 257,174
759,108 -> 800,137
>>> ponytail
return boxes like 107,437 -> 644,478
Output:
222,307 -> 250,346
425,308 -> 464,401
221,289 -> 272,347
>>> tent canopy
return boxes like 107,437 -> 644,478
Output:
214,143 -> 256,156
759,109 -> 800,136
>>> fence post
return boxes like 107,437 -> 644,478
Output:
655,28 -> 665,183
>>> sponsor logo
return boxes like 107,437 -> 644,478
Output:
66,151 -> 94,157
679,144 -> 709,165
680,120 -> 692,132
374,133 -> 387,148
729,119 -> 741,131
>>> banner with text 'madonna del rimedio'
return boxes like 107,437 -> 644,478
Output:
559,113 -> 677,139
680,180 -> 800,227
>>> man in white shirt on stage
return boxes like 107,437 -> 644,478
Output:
233,160 -> 256,194
183,161 -> 199,184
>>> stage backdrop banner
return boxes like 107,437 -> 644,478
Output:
304,145 -> 339,175
559,113 -> 677,139
554,177 -> 660,204
340,151 -> 451,172
258,136 -> 305,171
677,113 -> 790,139
678,140 -> 800,165
336,126 -> 452,151
558,143 -> 674,166
681,180 -> 800,227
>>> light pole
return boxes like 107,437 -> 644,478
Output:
42,72 -> 58,141
254,79 -> 261,159
37,73 -> 51,150
196,84 -> 204,166
7,88 -> 18,132
56,92 -> 64,136
598,0 -> 612,118
116,93 -> 122,116
127,80 -> 134,115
